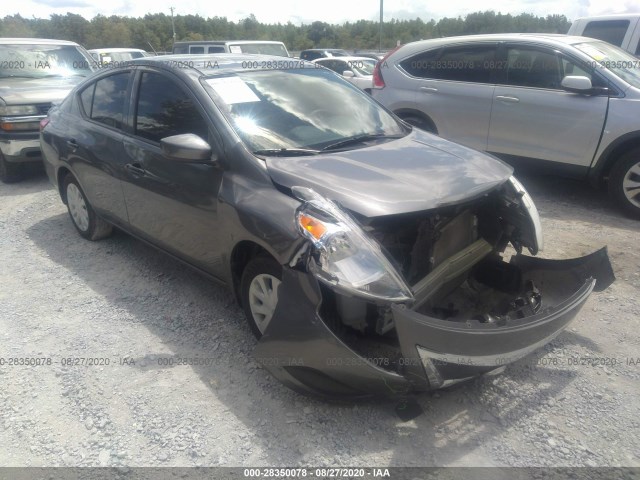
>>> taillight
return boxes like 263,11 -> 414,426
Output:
39,118 -> 50,131
372,45 -> 401,89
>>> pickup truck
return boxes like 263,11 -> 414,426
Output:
568,14 -> 640,57
0,38 -> 94,183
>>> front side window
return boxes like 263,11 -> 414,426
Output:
135,72 -> 209,143
582,20 -> 630,47
190,46 -> 205,54
400,45 -> 495,83
504,47 -> 562,89
90,72 -> 130,129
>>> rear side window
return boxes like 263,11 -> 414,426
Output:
189,46 -> 205,54
208,46 -> 225,53
582,20 -> 630,47
87,72 -> 130,129
401,46 -> 496,83
135,72 -> 209,143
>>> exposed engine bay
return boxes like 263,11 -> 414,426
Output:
312,180 -> 570,368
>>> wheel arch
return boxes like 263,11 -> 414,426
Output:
56,166 -> 73,204
590,132 -> 640,188
230,240 -> 281,303
393,108 -> 438,133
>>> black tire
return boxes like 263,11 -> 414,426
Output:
0,153 -> 23,183
608,148 -> 640,219
240,255 -> 283,339
62,174 -> 113,240
397,113 -> 437,134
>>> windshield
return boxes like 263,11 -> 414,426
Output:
574,40 -> 640,89
235,43 -> 289,57
204,68 -> 404,152
0,44 -> 93,79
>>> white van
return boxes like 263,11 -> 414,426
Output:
172,40 -> 289,57
568,14 -> 640,56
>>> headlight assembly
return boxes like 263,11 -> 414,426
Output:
293,186 -> 413,302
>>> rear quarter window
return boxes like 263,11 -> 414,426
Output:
400,45 -> 496,83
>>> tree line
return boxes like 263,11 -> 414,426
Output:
0,11 -> 571,52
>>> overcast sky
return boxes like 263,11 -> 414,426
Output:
7,0 -> 639,25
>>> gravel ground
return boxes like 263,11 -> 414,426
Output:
0,169 -> 639,468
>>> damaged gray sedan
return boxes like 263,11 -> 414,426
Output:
40,55 -> 615,398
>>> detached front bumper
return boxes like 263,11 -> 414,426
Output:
255,248 -> 614,398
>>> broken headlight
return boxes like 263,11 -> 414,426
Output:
292,186 -> 412,302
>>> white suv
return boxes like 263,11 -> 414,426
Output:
372,34 -> 640,218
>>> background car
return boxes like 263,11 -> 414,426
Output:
0,38 -> 95,183
299,48 -> 349,61
172,40 -> 290,57
40,54 -> 613,398
568,14 -> 640,57
89,48 -> 151,65
372,34 -> 640,218
312,56 -> 376,91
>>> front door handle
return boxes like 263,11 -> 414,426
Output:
495,95 -> 520,104
125,163 -> 146,176
66,139 -> 79,151
420,87 -> 438,93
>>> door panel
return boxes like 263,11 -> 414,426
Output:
488,46 -> 609,167
400,44 -> 498,151
64,73 -> 131,224
121,137 -> 224,276
121,70 -> 225,277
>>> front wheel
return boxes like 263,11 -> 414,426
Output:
609,148 -> 640,219
63,175 -> 113,240
240,256 -> 283,339
0,153 -> 23,183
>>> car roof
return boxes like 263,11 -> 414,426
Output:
89,48 -> 147,53
396,33 -> 605,52
573,13 -> 640,21
132,54 -> 312,76
302,48 -> 347,52
313,56 -> 377,62
173,40 -> 285,45
0,37 -> 81,46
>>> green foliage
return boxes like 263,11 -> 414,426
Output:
0,11 -> 571,52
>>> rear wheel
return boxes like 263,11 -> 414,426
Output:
0,153 -> 23,183
63,175 -> 113,240
240,256 -> 283,339
608,148 -> 640,219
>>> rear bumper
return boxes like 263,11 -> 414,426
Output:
255,248 -> 614,398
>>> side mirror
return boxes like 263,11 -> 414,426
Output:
342,70 -> 355,78
561,75 -> 592,93
160,133 -> 215,162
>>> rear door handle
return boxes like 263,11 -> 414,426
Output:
495,95 -> 520,104
420,87 -> 438,93
66,139 -> 79,150
125,163 -> 146,176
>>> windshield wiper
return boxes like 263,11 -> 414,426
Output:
321,133 -> 403,151
253,148 -> 319,157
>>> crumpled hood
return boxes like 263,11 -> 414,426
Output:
0,76 -> 85,106
266,129 -> 513,217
